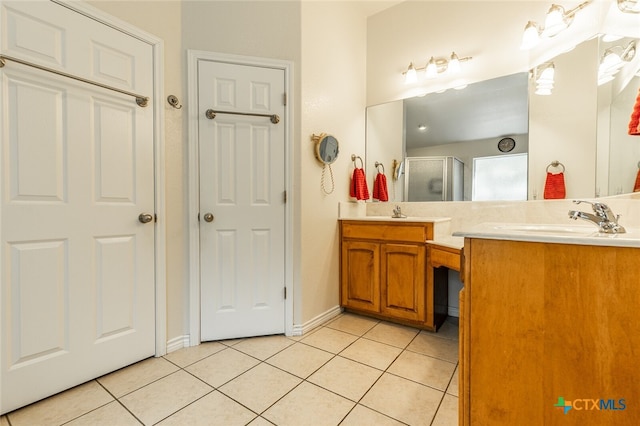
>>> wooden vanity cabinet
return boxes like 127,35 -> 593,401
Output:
459,238 -> 640,425
340,220 -> 440,329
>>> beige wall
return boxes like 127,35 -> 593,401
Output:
87,0 -> 374,341
300,1 -> 371,326
366,1 -> 539,106
83,0 -> 619,343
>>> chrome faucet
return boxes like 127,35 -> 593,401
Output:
392,205 -> 405,218
568,200 -> 626,234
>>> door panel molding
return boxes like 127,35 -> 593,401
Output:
187,50 -> 294,345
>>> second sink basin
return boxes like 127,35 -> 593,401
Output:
491,223 -> 597,235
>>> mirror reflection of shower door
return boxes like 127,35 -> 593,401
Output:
405,157 -> 464,201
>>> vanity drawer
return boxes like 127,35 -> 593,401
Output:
429,245 -> 461,271
341,221 -> 432,243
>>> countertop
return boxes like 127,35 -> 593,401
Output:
453,222 -> 640,248
426,237 -> 464,250
339,216 -> 452,223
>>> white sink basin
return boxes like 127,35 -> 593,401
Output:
491,223 -> 597,235
454,223 -> 640,248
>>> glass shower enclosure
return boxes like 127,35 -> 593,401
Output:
404,156 -> 464,202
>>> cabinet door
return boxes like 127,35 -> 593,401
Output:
380,243 -> 425,321
341,240 -> 380,312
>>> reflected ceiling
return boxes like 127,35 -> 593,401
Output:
404,73 -> 529,150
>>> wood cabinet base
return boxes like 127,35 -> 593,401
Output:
340,220 -> 453,332
460,238 -> 640,425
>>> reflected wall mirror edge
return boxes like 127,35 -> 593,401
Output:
366,33 -> 640,202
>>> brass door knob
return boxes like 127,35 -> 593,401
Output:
138,213 -> 154,223
203,213 -> 214,223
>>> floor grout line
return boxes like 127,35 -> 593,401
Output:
3,315 -> 459,426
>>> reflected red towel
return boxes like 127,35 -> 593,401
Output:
373,172 -> 389,202
350,168 -> 369,200
629,88 -> 640,136
544,172 -> 566,199
634,169 -> 640,193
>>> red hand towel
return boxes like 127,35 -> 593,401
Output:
373,172 -> 389,202
544,172 -> 566,199
629,88 -> 640,136
634,169 -> 640,193
350,168 -> 369,200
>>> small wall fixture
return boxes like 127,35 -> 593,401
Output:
402,52 -> 472,84
533,62 -> 555,95
520,1 -> 593,50
598,40 -> 637,85
618,0 -> 640,13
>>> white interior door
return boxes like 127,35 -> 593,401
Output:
0,1 -> 156,414
198,60 -> 286,341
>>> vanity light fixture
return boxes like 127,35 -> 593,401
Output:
598,40 -> 637,85
520,1 -> 593,50
402,52 -> 472,84
533,62 -> 555,95
617,0 -> 640,13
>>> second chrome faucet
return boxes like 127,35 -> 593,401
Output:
568,200 -> 626,234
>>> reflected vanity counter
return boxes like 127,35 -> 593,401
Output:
338,216 -> 462,331
453,223 -> 640,425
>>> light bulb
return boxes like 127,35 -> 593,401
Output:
601,51 -> 623,72
521,21 -> 541,50
404,63 -> 417,84
425,57 -> 438,79
538,64 -> 555,83
448,52 -> 461,73
617,0 -> 640,13
543,5 -> 568,37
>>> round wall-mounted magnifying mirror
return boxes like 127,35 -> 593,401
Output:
314,134 -> 339,164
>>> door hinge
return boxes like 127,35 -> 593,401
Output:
284,286 -> 287,299
283,190 -> 287,203
283,93 -> 287,106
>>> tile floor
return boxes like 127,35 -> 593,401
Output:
1,313 -> 459,426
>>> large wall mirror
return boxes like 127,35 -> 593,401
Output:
598,36 -> 640,196
366,30 -> 640,202
366,73 -> 529,202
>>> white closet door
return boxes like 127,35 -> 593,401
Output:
198,60 -> 286,341
1,1 -> 155,413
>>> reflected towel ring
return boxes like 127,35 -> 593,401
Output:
375,161 -> 385,174
351,154 -> 364,169
637,161 -> 640,169
546,161 -> 565,173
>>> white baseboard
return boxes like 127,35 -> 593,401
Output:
166,335 -> 190,353
448,307 -> 460,318
291,305 -> 342,336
